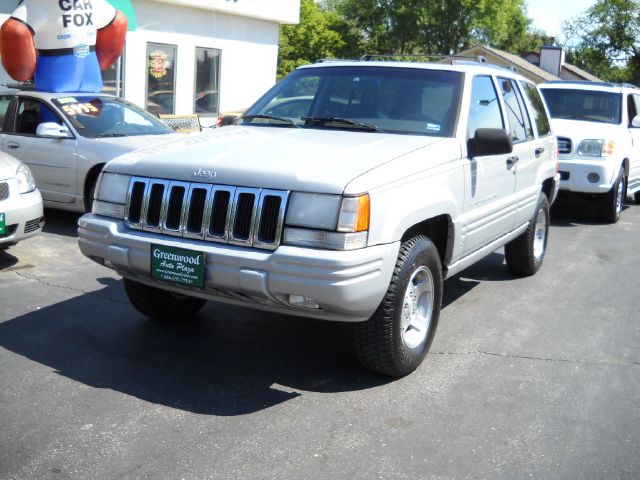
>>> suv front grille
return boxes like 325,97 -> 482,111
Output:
557,137 -> 572,154
0,182 -> 9,201
125,177 -> 289,250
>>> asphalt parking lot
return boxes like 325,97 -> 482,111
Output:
1,199 -> 639,480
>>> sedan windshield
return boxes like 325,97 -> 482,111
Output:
52,95 -> 174,138
243,66 -> 463,137
540,89 -> 622,125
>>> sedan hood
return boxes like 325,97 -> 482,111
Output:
86,132 -> 186,158
106,126 -> 445,194
0,151 -> 21,180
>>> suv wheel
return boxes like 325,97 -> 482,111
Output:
353,236 -> 442,377
596,169 -> 625,223
123,278 -> 207,320
505,193 -> 550,276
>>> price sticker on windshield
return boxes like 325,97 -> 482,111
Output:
61,103 -> 100,116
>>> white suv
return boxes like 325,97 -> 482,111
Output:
78,58 -> 559,376
540,81 -> 640,223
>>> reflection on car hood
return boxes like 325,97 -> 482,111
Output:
105,126 -> 447,194
0,151 -> 21,180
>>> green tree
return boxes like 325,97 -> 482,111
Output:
278,0 -> 344,78
564,0 -> 640,83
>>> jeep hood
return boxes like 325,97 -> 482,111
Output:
105,126 -> 446,194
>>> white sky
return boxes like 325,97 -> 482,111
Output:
526,0 -> 596,38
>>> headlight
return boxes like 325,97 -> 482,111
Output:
283,193 -> 369,250
16,163 -> 36,194
92,172 -> 131,218
577,139 -> 614,157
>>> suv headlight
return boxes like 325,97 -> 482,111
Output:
283,193 -> 369,250
16,163 -> 36,194
92,172 -> 131,219
577,139 -> 614,157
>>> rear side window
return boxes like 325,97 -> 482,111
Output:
499,77 -> 533,143
467,75 -> 504,137
521,82 -> 551,136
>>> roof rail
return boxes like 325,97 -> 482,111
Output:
544,80 -> 638,89
0,81 -> 34,91
314,58 -> 359,64
360,53 -> 488,64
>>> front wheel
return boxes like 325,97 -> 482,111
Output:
596,170 -> 625,223
123,278 -> 207,320
505,193 -> 550,276
353,236 -> 443,377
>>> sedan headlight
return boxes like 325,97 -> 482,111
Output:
16,163 -> 36,194
577,139 -> 614,157
283,193 -> 369,250
92,172 -> 131,219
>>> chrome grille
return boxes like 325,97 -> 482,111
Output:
0,182 -> 9,201
125,177 -> 289,250
557,137 -> 572,154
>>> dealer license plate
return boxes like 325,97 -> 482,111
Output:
0,213 -> 5,235
150,244 -> 205,288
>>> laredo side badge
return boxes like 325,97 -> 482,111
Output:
0,0 -> 127,93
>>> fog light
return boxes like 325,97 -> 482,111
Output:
587,173 -> 600,184
288,295 -> 320,309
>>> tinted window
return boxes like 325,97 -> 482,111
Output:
246,66 -> 463,137
15,99 -> 64,135
0,95 -> 12,132
499,78 -> 532,143
521,82 -> 551,136
540,88 -> 622,125
628,94 -> 640,127
467,75 -> 503,137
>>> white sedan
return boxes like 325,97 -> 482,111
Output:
0,151 -> 43,249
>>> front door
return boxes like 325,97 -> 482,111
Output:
3,97 -> 78,203
460,75 -> 516,256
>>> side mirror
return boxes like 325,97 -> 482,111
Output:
468,128 -> 513,157
36,122 -> 72,138
631,115 -> 640,128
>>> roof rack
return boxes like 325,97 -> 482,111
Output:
314,58 -> 359,64
544,80 -> 639,89
360,53 -> 488,64
0,81 -> 34,91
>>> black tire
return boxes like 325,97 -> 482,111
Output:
596,169 -> 625,223
353,236 -> 443,377
634,191 -> 640,205
505,193 -> 550,277
123,278 -> 207,320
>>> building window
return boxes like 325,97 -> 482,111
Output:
146,43 -> 177,115
102,55 -> 125,98
194,47 -> 221,116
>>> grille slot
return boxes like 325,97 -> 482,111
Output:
124,177 -> 288,250
24,217 -> 42,233
557,137 -> 572,154
0,182 -> 9,201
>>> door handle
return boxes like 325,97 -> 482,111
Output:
7,141 -> 20,149
535,147 -> 545,157
506,156 -> 519,167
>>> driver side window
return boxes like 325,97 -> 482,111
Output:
15,99 -> 63,136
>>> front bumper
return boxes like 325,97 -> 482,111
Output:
78,214 -> 400,322
0,187 -> 44,246
557,157 -> 619,194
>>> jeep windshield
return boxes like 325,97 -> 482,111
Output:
52,95 -> 174,138
540,89 -> 622,125
243,66 -> 463,137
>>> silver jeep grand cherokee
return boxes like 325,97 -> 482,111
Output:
78,57 -> 559,376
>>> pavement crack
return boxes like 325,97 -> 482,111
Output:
429,350 -> 640,367
12,271 -> 128,305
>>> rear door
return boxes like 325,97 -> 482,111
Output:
0,94 -> 14,150
4,97 -> 78,203
460,74 -> 516,256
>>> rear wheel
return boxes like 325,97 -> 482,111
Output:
505,193 -> 550,276
596,169 -> 625,223
123,278 -> 207,320
353,236 -> 442,377
634,191 -> 640,204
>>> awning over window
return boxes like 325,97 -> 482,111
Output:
107,0 -> 137,31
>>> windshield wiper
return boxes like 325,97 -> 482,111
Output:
94,133 -> 127,138
302,117 -> 384,132
241,114 -> 298,126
